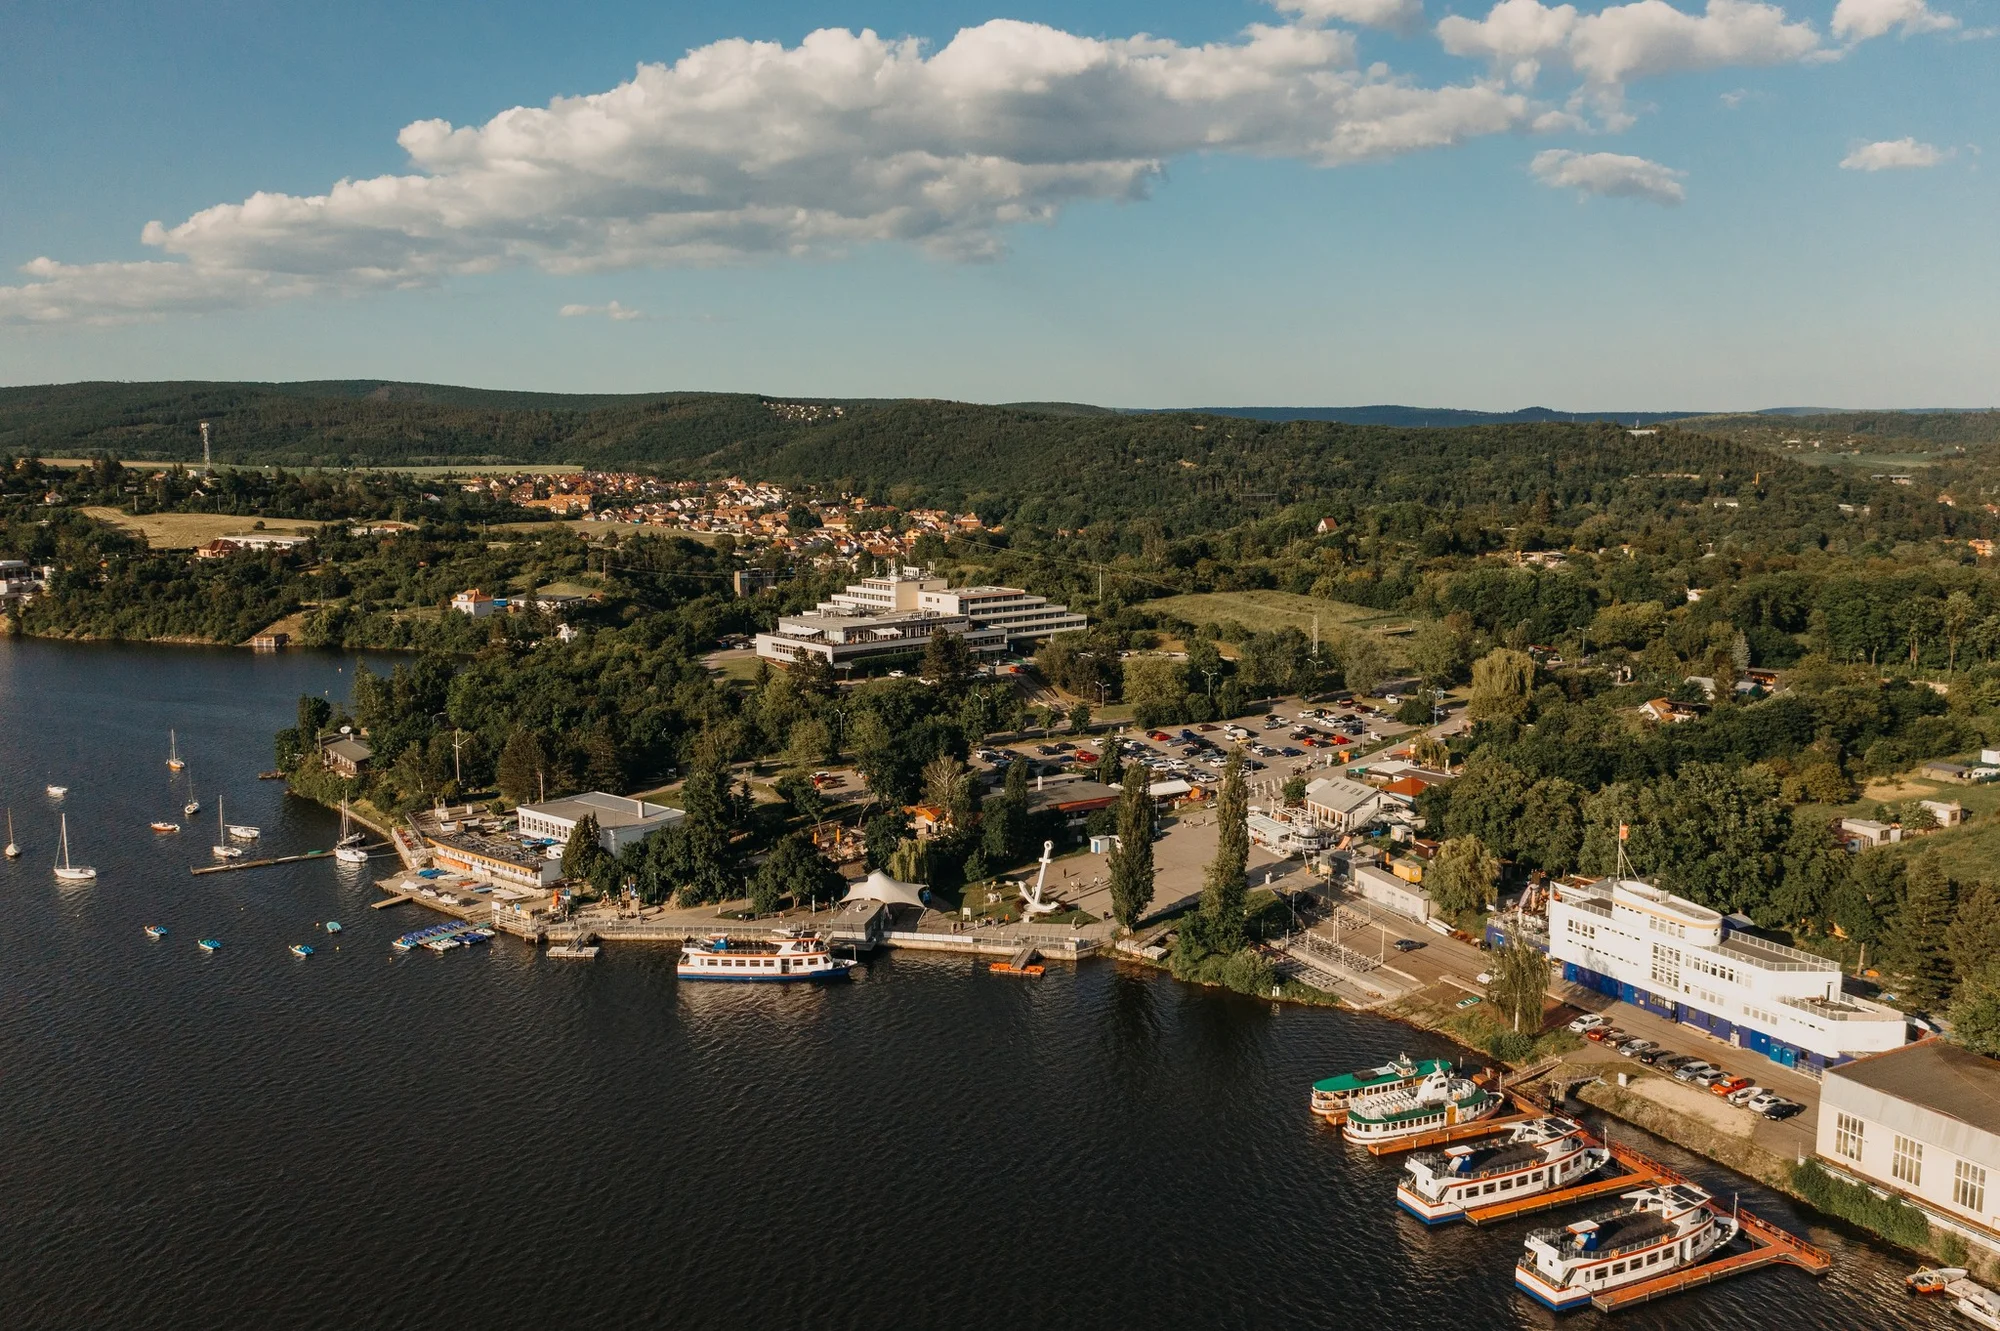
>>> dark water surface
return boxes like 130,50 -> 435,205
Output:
0,638 -> 1957,1329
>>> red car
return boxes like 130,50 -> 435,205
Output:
1711,1075 -> 1751,1097
1331,735 -> 1350,746
1147,730 -> 1172,742
1586,1026 -> 1624,1043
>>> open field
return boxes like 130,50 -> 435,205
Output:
81,507 -> 324,549
1796,764 -> 2000,882
1141,589 -> 1423,641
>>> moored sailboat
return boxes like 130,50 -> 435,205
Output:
335,800 -> 369,863
5,808 -> 18,859
211,798 -> 244,861
167,729 -> 185,772
52,814 -> 96,882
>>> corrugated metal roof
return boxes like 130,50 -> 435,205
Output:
1828,1040 -> 2000,1139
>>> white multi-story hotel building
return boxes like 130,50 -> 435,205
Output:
1548,877 -> 1908,1073
818,566 -> 1086,648
915,585 -> 1087,645
758,565 -> 1086,669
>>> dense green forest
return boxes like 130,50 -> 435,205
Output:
6,379 -> 1992,539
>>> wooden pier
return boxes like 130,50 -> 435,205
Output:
990,945 -> 1045,977
190,849 -> 333,876
1464,1161 -> 1660,1226
1589,1204 -> 1831,1311
370,894 -> 411,909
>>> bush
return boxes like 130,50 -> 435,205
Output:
1485,1030 -> 1535,1063
1790,1159 -> 1932,1252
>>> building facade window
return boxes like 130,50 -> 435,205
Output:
1834,1113 -> 1864,1161
1956,1159 -> 1987,1213
1650,943 -> 1681,990
1893,1135 -> 1923,1187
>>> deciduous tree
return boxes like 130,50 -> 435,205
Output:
1107,764 -> 1155,931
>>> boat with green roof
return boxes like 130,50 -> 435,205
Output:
1310,1055 -> 1453,1123
1344,1066 -> 1500,1145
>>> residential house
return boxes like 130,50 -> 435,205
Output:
450,589 -> 498,618
1840,819 -> 1902,851
322,736 -> 373,778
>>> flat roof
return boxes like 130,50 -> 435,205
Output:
518,792 -> 681,830
1832,1040 -> 2000,1137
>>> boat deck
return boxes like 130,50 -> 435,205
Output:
1464,1148 -> 1660,1226
1588,1196 -> 1830,1312
1362,1097 -> 1538,1156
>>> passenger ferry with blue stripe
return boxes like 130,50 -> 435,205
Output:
677,930 -> 853,983
1515,1183 -> 1736,1310
1397,1116 -> 1609,1223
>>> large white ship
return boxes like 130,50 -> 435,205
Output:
677,930 -> 854,983
1515,1183 -> 1737,1311
1309,1055 -> 1453,1124
1397,1116 -> 1610,1223
1343,1067 -> 1499,1146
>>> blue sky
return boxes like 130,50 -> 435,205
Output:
1,0 -> 1991,408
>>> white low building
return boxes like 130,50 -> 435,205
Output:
516,792 -> 684,855
1349,862 -> 1432,923
916,584 -> 1087,646
1817,1040 -> 2000,1255
1549,876 -> 1909,1073
755,608 -> 1007,670
1248,809 -> 1333,857
1303,777 -> 1384,834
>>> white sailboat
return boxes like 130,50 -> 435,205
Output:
335,800 -> 369,863
167,729 -> 185,772
211,798 -> 244,860
53,814 -> 96,882
5,808 -> 19,859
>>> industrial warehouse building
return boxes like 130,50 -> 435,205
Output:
1816,1040 -> 2000,1256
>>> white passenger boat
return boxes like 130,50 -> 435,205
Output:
1398,1116 -> 1610,1223
1515,1183 -> 1737,1311
1953,1278 -> 2000,1330
677,929 -> 854,983
1344,1066 -> 1499,1145
1310,1054 -> 1452,1123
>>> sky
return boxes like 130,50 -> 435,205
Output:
0,0 -> 1992,409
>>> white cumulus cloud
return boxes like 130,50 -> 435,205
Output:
1840,137 -> 1948,169
0,19 -> 1538,326
1531,147 -> 1687,202
1830,0 -> 1960,41
1277,0 -> 1429,35
559,300 -> 642,320
1442,0 -> 1822,86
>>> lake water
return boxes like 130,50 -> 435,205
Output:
0,636 -> 1958,1329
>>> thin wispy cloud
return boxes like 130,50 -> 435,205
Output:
1830,0 -> 1959,42
559,301 -> 643,321
1532,147 -> 1688,203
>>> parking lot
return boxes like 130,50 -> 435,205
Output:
972,696 -> 1424,794
1553,983 -> 1823,1159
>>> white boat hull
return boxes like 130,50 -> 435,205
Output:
53,867 -> 96,882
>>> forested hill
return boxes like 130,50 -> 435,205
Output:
0,379 -> 1944,534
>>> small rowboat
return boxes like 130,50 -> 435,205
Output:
145,925 -> 168,940
197,938 -> 221,952
1904,1263 -> 1968,1287
289,944 -> 314,958
151,821 -> 181,834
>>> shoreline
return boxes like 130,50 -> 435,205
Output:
284,777 -> 1950,1274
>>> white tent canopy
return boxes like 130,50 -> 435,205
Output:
841,870 -> 925,909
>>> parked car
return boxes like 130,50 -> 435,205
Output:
1673,1061 -> 1716,1082
1567,1014 -> 1608,1034
1692,1068 -> 1730,1088
1617,1039 -> 1658,1058
1761,1099 -> 1805,1121
1280,746 -> 1304,758
1725,1084 -> 1767,1107
1585,1026 -> 1624,1044
1393,938 -> 1425,953
1637,1047 -> 1672,1066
